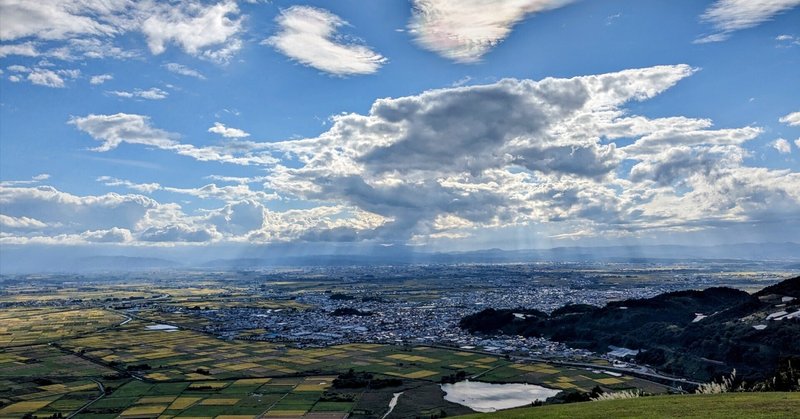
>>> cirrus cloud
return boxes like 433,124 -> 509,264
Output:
264,6 -> 386,75
408,0 -> 575,62
696,0 -> 800,43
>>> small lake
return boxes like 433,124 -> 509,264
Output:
441,380 -> 560,412
145,324 -> 178,332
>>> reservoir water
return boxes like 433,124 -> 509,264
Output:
441,380 -> 560,412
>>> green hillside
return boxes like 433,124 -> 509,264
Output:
459,392 -> 800,419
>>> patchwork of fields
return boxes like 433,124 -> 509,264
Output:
0,308 -> 126,347
0,290 -> 671,418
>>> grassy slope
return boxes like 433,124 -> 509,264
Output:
458,393 -> 800,419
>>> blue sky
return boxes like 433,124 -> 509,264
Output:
1,0 -> 799,257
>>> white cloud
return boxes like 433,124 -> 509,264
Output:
264,6 -> 386,75
696,0 -> 800,43
4,65 -> 79,88
141,0 -> 243,62
97,176 -> 161,194
108,87 -> 168,100
259,64 -> 800,242
139,224 -> 218,243
0,0 -> 121,42
779,111 -> 800,126
408,0 -> 575,62
27,68 -> 65,87
0,42 -> 39,57
0,174 -> 50,187
81,227 -> 133,243
795,138 -> 800,149
166,184 -> 275,202
164,184 -> 279,202
0,184 -> 161,234
0,182 -> 381,245
208,122 -> 249,138
71,113 -> 278,166
776,34 -> 800,45
164,62 -> 205,79
90,74 -> 113,84
69,113 -> 179,152
771,138 -> 792,154
0,214 -> 48,230
9,64 -> 799,246
0,1 -> 244,62
98,174 -> 279,202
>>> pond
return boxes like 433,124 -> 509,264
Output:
145,324 -> 178,332
441,380 -> 560,412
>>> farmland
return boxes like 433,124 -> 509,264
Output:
4,264 -> 784,417
2,323 -> 664,418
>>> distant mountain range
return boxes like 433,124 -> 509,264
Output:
1,242 -> 799,273
203,242 -> 800,268
68,256 -> 181,271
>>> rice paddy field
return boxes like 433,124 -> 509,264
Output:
0,279 -> 674,418
0,307 -> 126,347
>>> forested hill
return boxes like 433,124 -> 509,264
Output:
460,276 -> 800,382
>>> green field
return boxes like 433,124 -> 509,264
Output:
0,278 -> 734,418
462,392 -> 800,419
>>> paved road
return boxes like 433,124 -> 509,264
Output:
66,379 -> 105,419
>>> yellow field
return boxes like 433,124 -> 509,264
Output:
0,308 -> 125,347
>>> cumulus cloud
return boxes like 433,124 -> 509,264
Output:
208,122 -> 249,138
0,184 -> 201,244
8,65 -> 800,246
0,0 -> 244,62
0,181 -> 384,245
82,227 -> 133,243
3,65 -> 80,88
89,74 -> 112,84
162,184 -> 279,202
164,62 -> 205,79
0,214 -> 48,230
780,111 -> 800,126
771,138 -> 792,154
0,185 -> 161,234
108,87 -> 168,100
259,64 -> 800,242
28,69 -> 65,87
141,0 -> 242,60
696,0 -> 800,43
139,224 -> 218,243
0,42 -> 39,58
408,0 -> 575,62
264,6 -> 386,75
